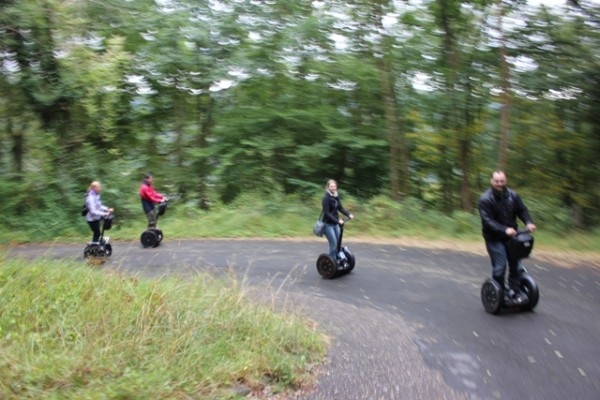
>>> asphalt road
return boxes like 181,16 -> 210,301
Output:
8,237 -> 600,400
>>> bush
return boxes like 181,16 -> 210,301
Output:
452,211 -> 481,235
524,197 -> 573,232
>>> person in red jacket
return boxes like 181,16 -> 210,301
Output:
139,173 -> 166,228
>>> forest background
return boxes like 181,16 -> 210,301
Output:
1,0 -> 599,248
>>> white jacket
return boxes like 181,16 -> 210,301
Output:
85,190 -> 108,222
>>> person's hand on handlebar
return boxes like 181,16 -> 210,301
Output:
105,208 -> 114,216
506,223 -> 536,237
339,214 -> 354,225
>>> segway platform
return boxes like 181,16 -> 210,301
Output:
481,274 -> 539,314
140,199 -> 168,248
83,215 -> 114,265
316,246 -> 355,279
141,228 -> 163,248
480,230 -> 539,314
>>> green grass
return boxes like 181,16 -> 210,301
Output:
1,193 -> 599,255
106,197 -> 600,255
0,256 -> 327,399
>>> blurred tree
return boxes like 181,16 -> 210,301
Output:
0,0 -> 599,233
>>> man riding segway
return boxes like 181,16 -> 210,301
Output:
478,170 -> 539,313
139,173 -> 167,248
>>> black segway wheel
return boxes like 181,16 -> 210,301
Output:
519,274 -> 539,311
83,245 -> 97,258
155,229 -> 163,246
342,247 -> 356,273
316,254 -> 337,279
481,279 -> 503,314
83,245 -> 107,266
141,230 -> 159,248
103,243 -> 112,257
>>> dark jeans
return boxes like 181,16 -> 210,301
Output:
485,239 -> 523,287
88,220 -> 101,243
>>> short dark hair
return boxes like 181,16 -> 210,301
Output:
144,173 -> 153,179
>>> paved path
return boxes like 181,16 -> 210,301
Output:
8,238 -> 600,400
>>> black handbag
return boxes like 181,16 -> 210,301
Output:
158,201 -> 168,216
507,231 -> 534,259
102,215 -> 114,231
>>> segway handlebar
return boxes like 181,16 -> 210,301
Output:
162,193 -> 182,203
516,227 -> 534,234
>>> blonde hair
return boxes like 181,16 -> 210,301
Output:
87,181 -> 101,192
325,179 -> 337,190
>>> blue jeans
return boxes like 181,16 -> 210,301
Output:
324,223 -> 340,258
485,239 -> 523,287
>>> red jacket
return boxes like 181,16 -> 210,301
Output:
140,182 -> 163,212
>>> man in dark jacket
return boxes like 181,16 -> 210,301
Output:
478,170 -> 536,290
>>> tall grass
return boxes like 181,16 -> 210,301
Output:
0,256 -> 326,399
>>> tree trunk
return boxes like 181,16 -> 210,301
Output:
374,2 -> 408,201
438,0 -> 460,212
196,93 -> 213,210
497,0 -> 511,171
8,118 -> 25,177
459,137 -> 473,211
378,56 -> 404,201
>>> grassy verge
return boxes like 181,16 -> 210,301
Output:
1,193 -> 599,255
99,197 -> 600,255
0,256 -> 327,399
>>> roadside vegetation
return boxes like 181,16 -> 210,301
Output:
1,193 -> 598,254
0,255 -> 326,399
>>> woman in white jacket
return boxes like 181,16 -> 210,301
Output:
84,181 -> 113,243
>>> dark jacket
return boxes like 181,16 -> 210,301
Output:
321,191 -> 350,225
478,187 -> 534,241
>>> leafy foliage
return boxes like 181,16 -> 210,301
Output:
0,0 -> 599,234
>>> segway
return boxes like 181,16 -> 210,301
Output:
83,214 -> 114,264
140,200 -> 168,248
316,218 -> 355,279
481,229 -> 540,314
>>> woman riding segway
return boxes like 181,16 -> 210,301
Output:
316,179 -> 355,279
83,181 -> 114,263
